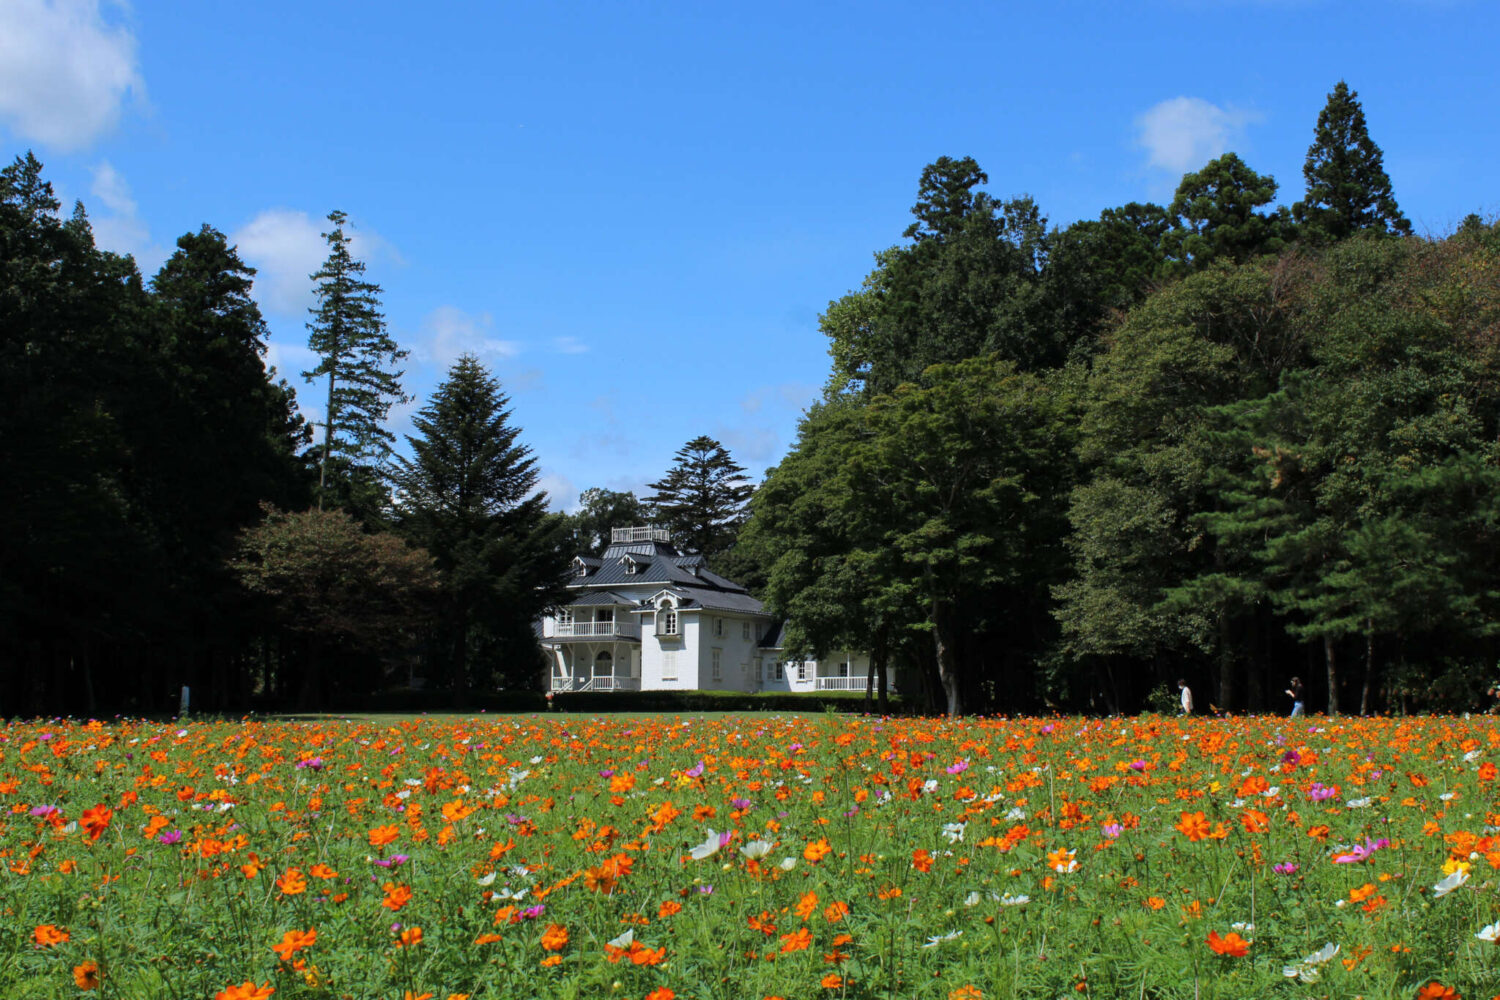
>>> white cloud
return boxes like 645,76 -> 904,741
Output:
537,472 -> 577,512
415,305 -> 521,369
0,0 -> 144,150
552,336 -> 589,354
1135,97 -> 1258,175
86,160 -> 167,274
232,209 -> 394,318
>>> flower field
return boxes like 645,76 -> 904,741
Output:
2,713 -> 1498,1000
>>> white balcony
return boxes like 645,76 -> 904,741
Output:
612,526 -> 671,544
815,676 -> 869,691
550,675 -> 642,692
553,621 -> 640,638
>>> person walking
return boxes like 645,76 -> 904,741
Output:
1286,676 -> 1305,717
1177,679 -> 1193,715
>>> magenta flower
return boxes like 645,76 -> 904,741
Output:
157,830 -> 183,845
1273,862 -> 1299,875
1102,823 -> 1123,839
946,760 -> 970,775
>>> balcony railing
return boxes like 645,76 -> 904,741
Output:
815,676 -> 869,691
550,675 -> 642,692
611,526 -> 671,543
553,621 -> 641,638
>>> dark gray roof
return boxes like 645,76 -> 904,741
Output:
759,621 -> 788,649
567,590 -> 635,607
600,538 -> 682,559
672,586 -> 766,615
574,555 -> 603,567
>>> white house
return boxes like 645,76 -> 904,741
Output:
538,527 -> 887,694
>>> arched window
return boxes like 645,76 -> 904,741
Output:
655,598 -> 678,636
595,650 -> 613,677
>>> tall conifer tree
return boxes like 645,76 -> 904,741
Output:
302,210 -> 407,517
645,436 -> 755,558
392,354 -> 570,694
1292,81 -> 1411,242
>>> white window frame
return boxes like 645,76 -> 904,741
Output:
557,608 -> 573,627
797,662 -> 810,682
661,650 -> 678,682
773,661 -> 784,681
711,647 -> 722,681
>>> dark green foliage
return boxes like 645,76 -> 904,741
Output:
391,354 -> 572,693
645,435 -> 755,558
565,487 -> 657,556
823,157 -> 1057,397
1163,154 -> 1292,273
1292,81 -> 1411,243
1043,202 -> 1170,355
303,210 -> 408,518
230,506 -> 440,708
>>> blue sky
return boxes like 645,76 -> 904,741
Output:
3,1 -> 1496,510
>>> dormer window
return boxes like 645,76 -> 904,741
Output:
654,598 -> 678,637
625,560 -> 638,575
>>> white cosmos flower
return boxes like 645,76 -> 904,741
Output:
1433,868 -> 1470,898
476,872 -> 496,887
922,929 -> 962,947
941,822 -> 966,844
778,857 -> 797,871
999,893 -> 1030,906
1283,943 -> 1339,984
922,779 -> 939,794
1476,921 -> 1500,943
739,839 -> 773,860
1440,791 -> 1458,801
690,828 -> 726,861
1345,797 -> 1373,808
963,891 -> 983,907
1005,807 -> 1027,821
607,929 -> 634,949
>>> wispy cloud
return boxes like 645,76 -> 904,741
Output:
0,0 -> 144,150
415,305 -> 521,369
87,160 -> 167,275
552,336 -> 589,355
1135,97 -> 1259,176
232,209 -> 394,318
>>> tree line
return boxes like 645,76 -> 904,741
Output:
8,81 -> 1497,717
742,81 -> 1500,716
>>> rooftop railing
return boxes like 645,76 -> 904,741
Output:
611,526 -> 671,543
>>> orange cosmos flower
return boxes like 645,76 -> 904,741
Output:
271,928 -> 317,961
275,868 -> 307,896
950,988 -> 983,1000
644,989 -> 675,1000
803,838 -> 832,863
794,891 -> 819,919
80,804 -> 112,841
540,924 -> 569,951
779,927 -> 812,953
397,927 -> 423,948
911,849 -> 934,873
72,961 -> 100,990
1206,931 -> 1250,957
658,900 -> 683,918
215,982 -> 275,1000
1414,983 -> 1458,999
369,824 -> 400,848
382,882 -> 413,911
1175,811 -> 1210,842
822,901 -> 849,923
33,924 -> 69,947
309,864 -> 338,879
820,973 -> 844,989
1239,809 -> 1269,834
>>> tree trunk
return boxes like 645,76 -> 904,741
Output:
318,370 -> 337,510
931,597 -> 962,717
1359,622 -> 1375,717
1216,612 -> 1235,714
1323,635 -> 1339,716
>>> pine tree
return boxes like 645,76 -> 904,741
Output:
302,210 -> 407,517
1292,81 -> 1411,242
392,354 -> 570,694
1162,153 -> 1290,273
645,436 -> 755,557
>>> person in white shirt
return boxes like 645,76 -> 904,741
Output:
1177,678 -> 1193,715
